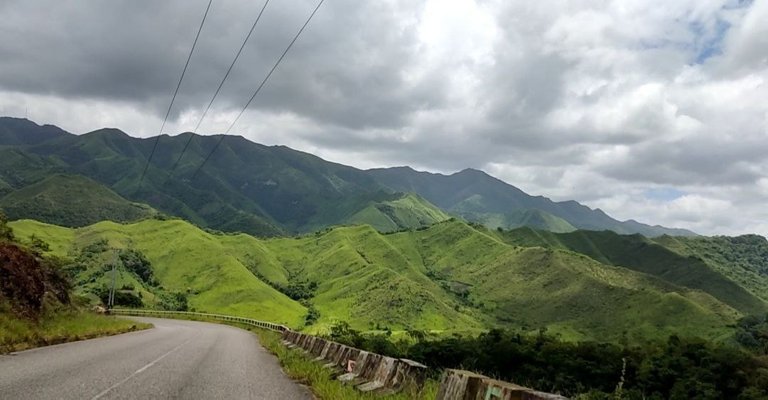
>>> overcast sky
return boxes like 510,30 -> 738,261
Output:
0,0 -> 766,236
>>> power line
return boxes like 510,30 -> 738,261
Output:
138,0 -> 213,187
167,0 -> 271,178
190,0 -> 325,181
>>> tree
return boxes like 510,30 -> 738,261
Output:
0,211 -> 14,241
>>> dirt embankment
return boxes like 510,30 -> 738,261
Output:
0,243 -> 70,318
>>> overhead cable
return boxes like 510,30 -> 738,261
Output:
167,0 -> 271,178
190,0 -> 325,180
138,0 -> 213,187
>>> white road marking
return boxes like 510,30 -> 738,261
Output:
90,337 -> 193,399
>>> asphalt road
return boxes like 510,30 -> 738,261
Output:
0,317 -> 313,399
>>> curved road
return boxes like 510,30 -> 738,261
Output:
0,317 -> 312,399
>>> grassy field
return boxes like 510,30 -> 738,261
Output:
9,218 -> 748,342
0,308 -> 150,353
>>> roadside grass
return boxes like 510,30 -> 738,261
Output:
0,309 -> 151,353
251,329 -> 439,400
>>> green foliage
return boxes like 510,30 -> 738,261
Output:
118,248 -> 155,285
735,313 -> 768,354
157,291 -> 189,311
325,324 -> 768,399
93,285 -> 143,308
0,211 -> 13,241
304,303 -> 320,326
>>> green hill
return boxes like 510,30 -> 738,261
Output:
496,227 -> 767,315
10,218 -> 741,341
343,193 -> 452,232
654,234 -> 768,303
0,174 -> 156,227
10,219 -> 307,327
459,208 -> 576,232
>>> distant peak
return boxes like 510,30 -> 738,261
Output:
457,167 -> 483,174
84,127 -> 129,137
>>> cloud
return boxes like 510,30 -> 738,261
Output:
0,0 -> 766,236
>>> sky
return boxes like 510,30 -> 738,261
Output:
0,0 -> 766,236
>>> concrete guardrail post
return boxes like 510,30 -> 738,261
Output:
436,369 -> 569,400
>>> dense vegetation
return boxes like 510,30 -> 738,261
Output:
326,322 -> 768,399
655,234 -> 768,303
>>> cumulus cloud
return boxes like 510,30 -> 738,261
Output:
0,0 -> 766,236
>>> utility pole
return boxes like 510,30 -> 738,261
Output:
108,251 -> 118,310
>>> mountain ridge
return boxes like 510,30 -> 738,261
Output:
0,116 -> 695,237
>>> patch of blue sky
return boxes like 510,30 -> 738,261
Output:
644,187 -> 687,202
690,18 -> 730,64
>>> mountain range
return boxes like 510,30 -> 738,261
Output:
3,116 -> 767,344
0,117 -> 695,237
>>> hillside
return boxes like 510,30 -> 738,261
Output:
496,227 -> 768,316
0,213 -> 146,352
10,218 -> 741,341
0,174 -> 156,227
368,167 -> 696,237
343,193 -> 452,232
654,234 -> 768,303
0,117 -> 694,237
10,219 -> 307,327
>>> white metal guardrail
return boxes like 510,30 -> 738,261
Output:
110,309 -> 289,332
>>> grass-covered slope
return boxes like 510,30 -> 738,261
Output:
0,174 -> 156,227
9,218 -> 742,341
10,219 -> 307,327
263,224 -> 486,332
384,222 -> 739,341
458,208 -> 576,233
497,227 -> 768,315
343,193 -> 452,232
266,221 -> 739,339
654,234 -> 768,303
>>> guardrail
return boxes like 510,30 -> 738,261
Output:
436,369 -> 569,400
281,330 -> 428,393
110,309 -> 289,332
